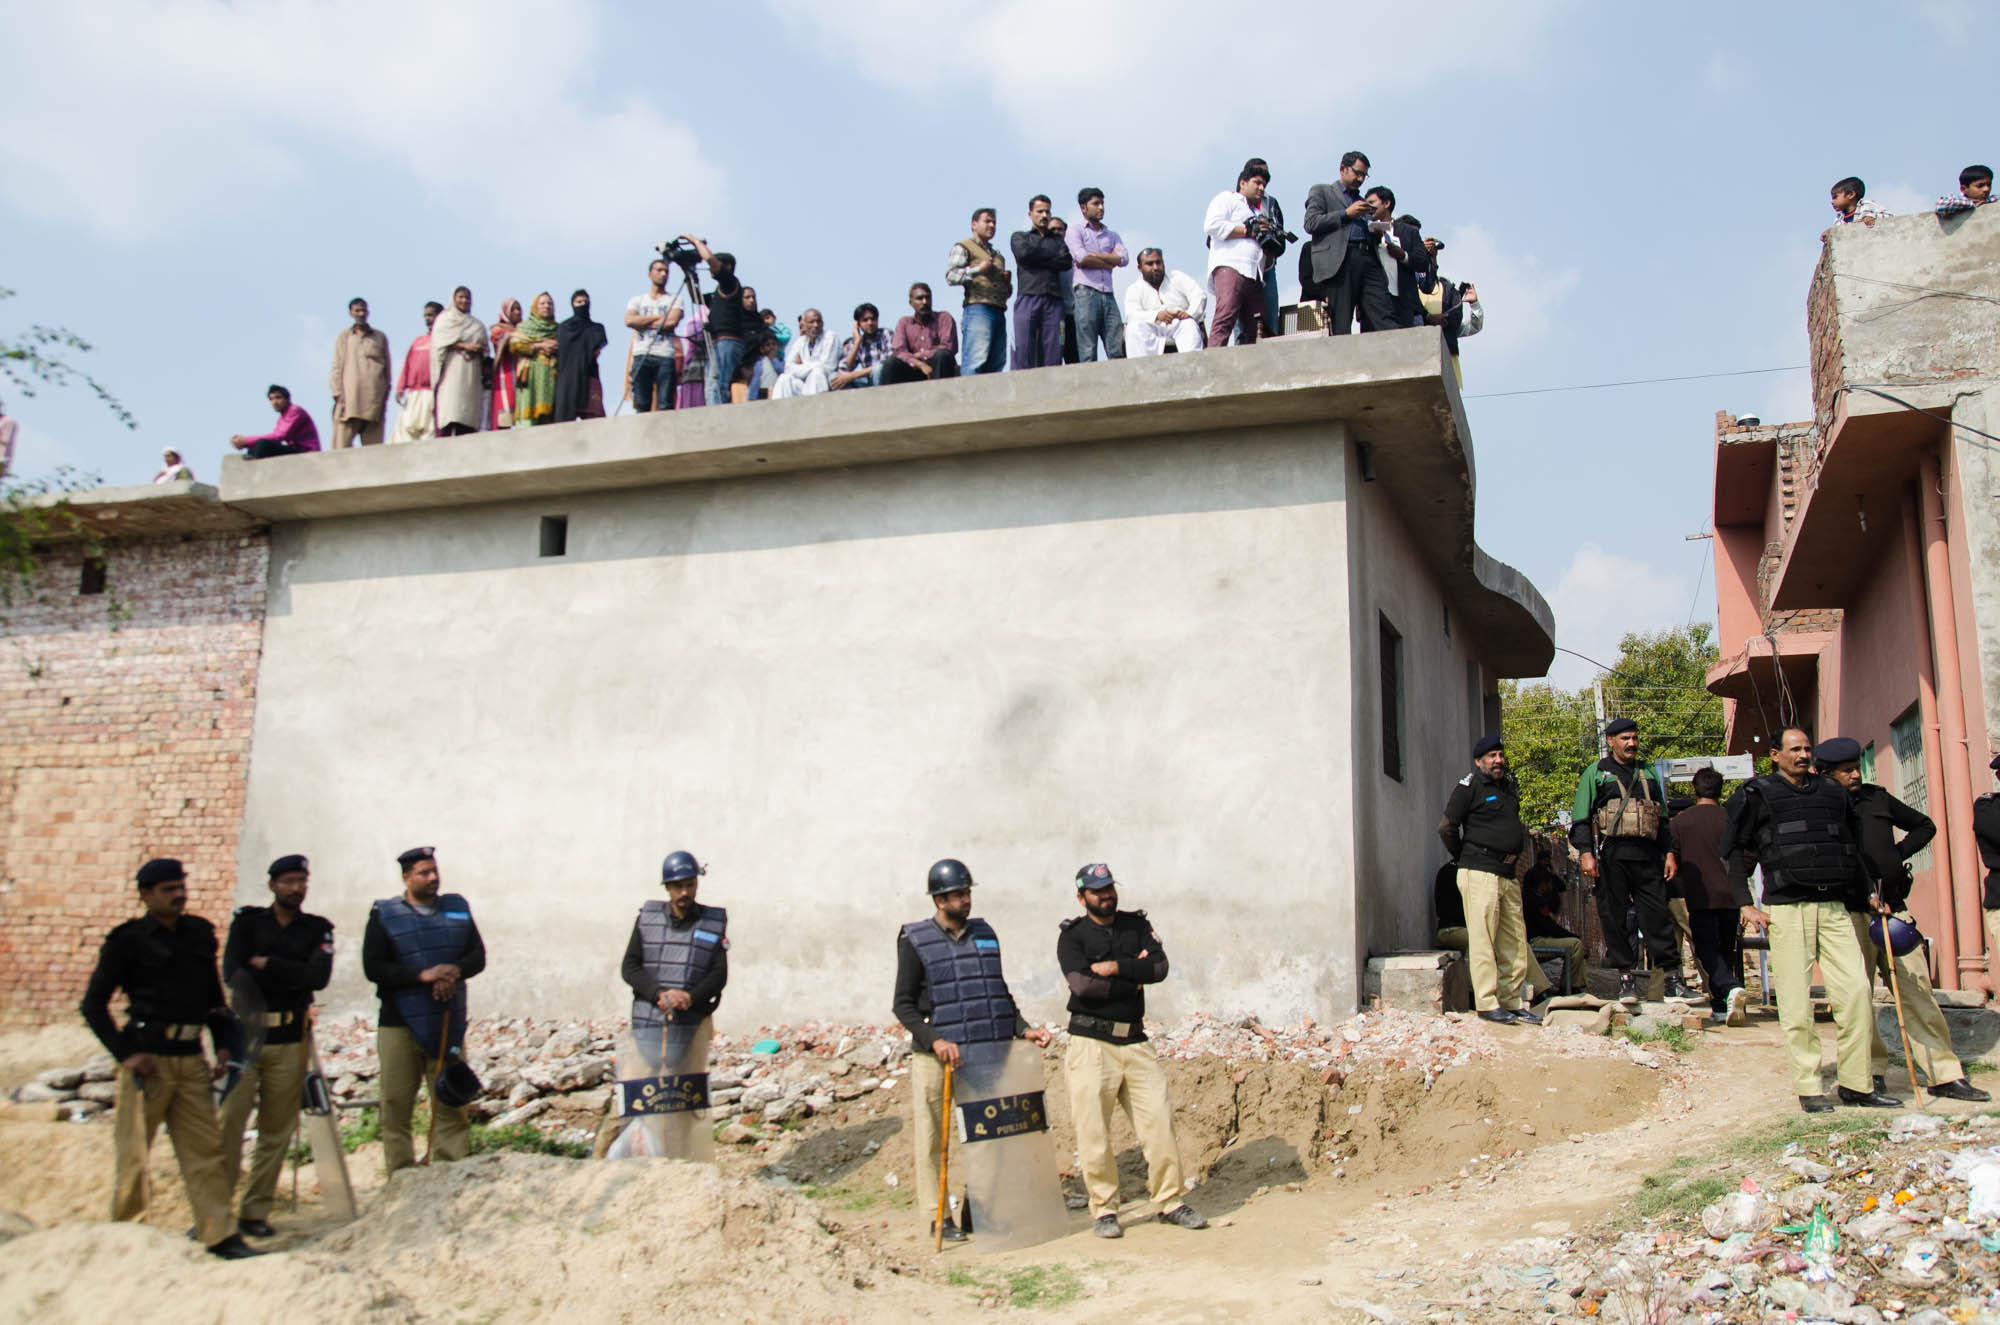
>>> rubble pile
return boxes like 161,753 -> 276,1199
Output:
1374,1111 -> 2000,1323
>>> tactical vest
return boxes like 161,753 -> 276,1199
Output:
1752,773 -> 1860,891
631,901 -> 728,1034
959,237 -> 1013,307
373,894 -> 473,1051
901,918 -> 1018,1046
1593,763 -> 1663,840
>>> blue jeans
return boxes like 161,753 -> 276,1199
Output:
1073,285 -> 1124,361
962,304 -> 1007,375
630,353 -> 674,411
1262,268 -> 1281,336
706,336 -> 747,405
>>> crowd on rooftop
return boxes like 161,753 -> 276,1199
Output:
204,152 -> 1485,471
1827,162 -> 1994,228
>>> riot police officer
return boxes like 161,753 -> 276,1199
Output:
621,850 -> 729,1034
891,859 -> 1050,1242
1571,717 -> 1687,1002
1721,728 -> 1899,1112
1437,735 -> 1541,1024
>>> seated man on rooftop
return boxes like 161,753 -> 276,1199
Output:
1938,163 -> 1993,215
831,303 -> 893,390
229,385 -> 321,459
881,283 -> 959,385
1122,248 -> 1206,357
1829,176 -> 1891,227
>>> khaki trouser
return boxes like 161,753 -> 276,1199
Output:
1668,898 -> 1699,978
1768,899 -> 1874,1098
216,1039 -> 308,1220
332,415 -> 385,447
1987,909 -> 2000,981
378,1025 -> 470,1175
1852,914 -> 1966,1087
1528,934 -> 1590,994
1064,1035 -> 1188,1219
1456,868 -> 1532,1011
1438,927 -> 1554,999
910,1050 -> 965,1228
113,1056 -> 236,1246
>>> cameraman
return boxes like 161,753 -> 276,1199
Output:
676,235 -> 752,406
1242,158 -> 1294,338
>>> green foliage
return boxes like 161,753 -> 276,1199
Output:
946,1265 -> 1087,1310
1619,1023 -> 1696,1054
470,1122 -> 591,1159
802,1182 -> 881,1211
1502,624 -> 1727,827
0,285 -> 135,429
340,1106 -> 385,1152
1633,1155 -> 1731,1221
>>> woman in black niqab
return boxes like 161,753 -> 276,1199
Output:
554,289 -> 609,422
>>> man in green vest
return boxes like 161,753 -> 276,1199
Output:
947,208 -> 1013,376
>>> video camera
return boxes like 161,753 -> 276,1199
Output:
1245,212 -> 1297,258
656,237 -> 705,272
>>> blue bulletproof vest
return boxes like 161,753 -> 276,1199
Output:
373,894 -> 473,1052
631,901 -> 727,1034
901,917 -> 1018,1046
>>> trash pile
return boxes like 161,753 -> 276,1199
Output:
1390,1110 -> 2000,1323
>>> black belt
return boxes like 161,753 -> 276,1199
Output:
1069,1013 -> 1139,1039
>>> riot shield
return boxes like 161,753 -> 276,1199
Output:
220,969 -> 268,1107
607,1016 -> 714,1162
300,1026 -> 357,1223
950,1039 -> 1068,1252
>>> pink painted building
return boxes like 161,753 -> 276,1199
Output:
1707,205 -> 2000,992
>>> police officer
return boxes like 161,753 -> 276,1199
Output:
78,858 -> 261,1259
1979,755 -> 2000,969
1059,863 -> 1206,1238
1571,717 -> 1688,1001
891,859 -> 1051,1243
1437,735 -> 1541,1024
1721,728 -> 1899,1112
621,850 -> 728,1051
218,853 -> 335,1237
1816,738 -> 1988,1102
361,846 -> 486,1173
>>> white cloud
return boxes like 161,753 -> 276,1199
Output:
1917,0 -> 1976,40
762,0 -> 1566,160
1545,542 -> 1694,689
1432,222 -> 1580,365
1870,181 -> 1931,218
0,1 -> 726,251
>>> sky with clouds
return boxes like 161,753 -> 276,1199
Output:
2,0 -> 1991,688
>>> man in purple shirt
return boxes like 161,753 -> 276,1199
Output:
1066,187 -> 1128,362
881,283 -> 960,384
230,385 -> 322,459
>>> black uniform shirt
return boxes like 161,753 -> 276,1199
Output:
1569,757 -> 1676,861
360,904 -> 487,1030
620,908 -> 729,1020
1437,767 -> 1526,873
891,918 -> 1030,1054
1850,784 -> 1936,911
1057,910 -> 1169,1044
1974,792 -> 2000,908
1719,773 -> 1862,907
79,912 -> 226,1060
222,907 -> 335,1044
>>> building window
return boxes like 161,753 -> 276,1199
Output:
79,558 -> 107,595
1888,705 -> 1933,874
1860,742 -> 1876,785
539,515 -> 568,558
1380,614 -> 1404,782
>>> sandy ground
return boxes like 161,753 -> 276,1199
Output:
0,1011 -> 1936,1323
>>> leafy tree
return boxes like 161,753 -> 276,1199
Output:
1499,679 -> 1597,828
1,285 -> 135,431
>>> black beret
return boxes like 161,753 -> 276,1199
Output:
1472,733 -> 1504,759
1814,736 -> 1863,766
397,846 -> 437,870
268,853 -> 309,878
1603,718 -> 1638,738
136,858 -> 186,887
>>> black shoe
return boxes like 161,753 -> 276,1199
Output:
1616,973 -> 1642,1003
1800,1095 -> 1835,1113
1837,1085 -> 1904,1109
1508,1007 -> 1544,1025
1874,1074 -> 1887,1095
1662,975 -> 1696,1001
1157,1203 -> 1208,1230
1930,1079 -> 1993,1102
1477,1009 -> 1517,1024
207,1234 -> 266,1260
930,1220 -> 966,1243
1092,1214 -> 1123,1239
237,1218 -> 276,1239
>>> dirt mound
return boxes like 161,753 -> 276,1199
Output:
0,1025 -> 98,1092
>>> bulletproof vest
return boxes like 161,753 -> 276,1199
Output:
1752,773 -> 1859,891
631,901 -> 728,1034
902,917 -> 1018,1045
1593,763 -> 1663,840
373,894 -> 473,1050
959,236 -> 1014,307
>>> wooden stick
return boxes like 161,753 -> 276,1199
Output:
1878,908 -> 1926,1106
934,1061 -> 955,1252
423,1014 -> 451,1166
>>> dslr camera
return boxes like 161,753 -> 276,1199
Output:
656,237 -> 705,272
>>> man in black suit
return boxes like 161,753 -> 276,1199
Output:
1302,150 -> 1399,335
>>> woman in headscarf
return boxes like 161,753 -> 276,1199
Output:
554,289 -> 608,423
511,292 -> 560,427
489,297 -> 523,430
154,448 -> 194,483
674,299 -> 707,410
430,287 -> 489,437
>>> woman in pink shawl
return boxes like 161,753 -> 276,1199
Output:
489,298 -> 523,430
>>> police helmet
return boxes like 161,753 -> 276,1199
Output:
661,851 -> 706,884
927,858 -> 974,895
1869,913 -> 1923,958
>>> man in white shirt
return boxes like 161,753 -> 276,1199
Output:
1204,163 -> 1269,349
773,308 -> 840,399
1123,249 -> 1207,357
624,259 -> 684,412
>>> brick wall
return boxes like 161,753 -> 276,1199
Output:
1808,244 -> 1843,434
0,530 -> 268,1028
